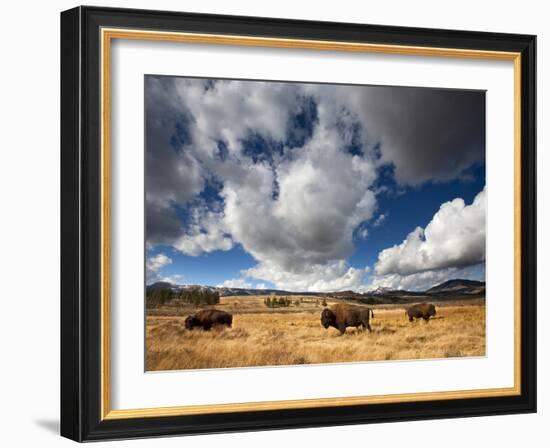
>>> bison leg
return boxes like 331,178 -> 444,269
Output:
366,322 -> 372,332
423,315 -> 430,322
409,316 -> 414,322
338,324 -> 346,335
203,323 -> 212,331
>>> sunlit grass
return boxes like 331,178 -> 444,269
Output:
146,297 -> 485,371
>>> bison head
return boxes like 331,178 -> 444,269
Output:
184,315 -> 200,330
321,308 -> 335,329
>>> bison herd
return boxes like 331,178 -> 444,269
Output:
184,302 -> 438,334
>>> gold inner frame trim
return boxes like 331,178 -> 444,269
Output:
100,27 -> 522,421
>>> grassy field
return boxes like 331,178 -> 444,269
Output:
146,296 -> 486,371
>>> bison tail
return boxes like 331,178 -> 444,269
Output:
370,308 -> 374,319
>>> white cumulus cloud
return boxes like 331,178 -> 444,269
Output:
146,253 -> 172,283
375,187 -> 486,277
217,278 -> 253,289
246,261 -> 370,292
220,123 -> 377,273
174,207 -> 233,256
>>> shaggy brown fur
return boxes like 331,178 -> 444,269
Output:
185,309 -> 233,331
321,304 -> 374,335
406,303 -> 436,322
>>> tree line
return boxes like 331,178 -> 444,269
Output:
264,296 -> 327,308
264,296 -> 294,308
146,287 -> 220,308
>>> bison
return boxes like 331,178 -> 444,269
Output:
321,304 -> 374,335
406,303 -> 436,322
184,309 -> 233,331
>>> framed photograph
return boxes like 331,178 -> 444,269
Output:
60,6 -> 536,441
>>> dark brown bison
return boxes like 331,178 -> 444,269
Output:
321,304 -> 374,335
184,309 -> 233,331
406,303 -> 436,322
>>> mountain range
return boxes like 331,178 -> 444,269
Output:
146,278 -> 485,304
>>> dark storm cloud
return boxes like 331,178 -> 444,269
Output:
145,201 -> 181,247
144,76 -> 203,247
352,86 -> 485,186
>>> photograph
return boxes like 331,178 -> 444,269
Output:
144,76 -> 487,371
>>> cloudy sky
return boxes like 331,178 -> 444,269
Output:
145,75 -> 486,292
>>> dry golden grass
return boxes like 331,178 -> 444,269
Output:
146,297 -> 485,371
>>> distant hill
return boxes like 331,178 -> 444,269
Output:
426,279 -> 485,296
146,282 -> 219,296
146,282 -> 320,298
146,278 -> 485,304
353,279 -> 485,304
146,281 -> 175,292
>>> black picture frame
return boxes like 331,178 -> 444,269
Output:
61,5 -> 536,442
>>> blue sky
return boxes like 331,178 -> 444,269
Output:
145,76 -> 486,292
